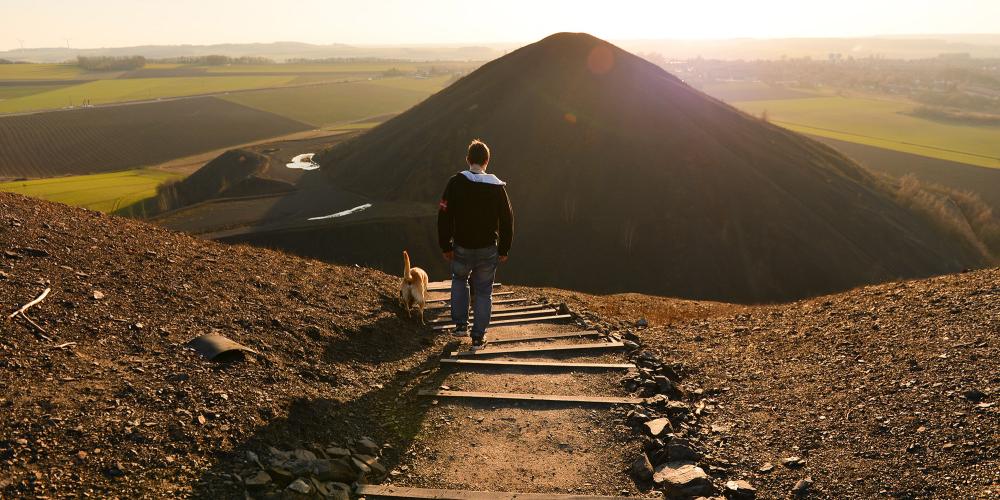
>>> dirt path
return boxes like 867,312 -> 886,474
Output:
360,282 -> 656,499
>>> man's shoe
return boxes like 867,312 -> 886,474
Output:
471,339 -> 488,351
451,325 -> 469,337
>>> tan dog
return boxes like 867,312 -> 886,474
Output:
400,250 -> 429,324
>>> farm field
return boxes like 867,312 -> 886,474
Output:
732,95 -> 1000,168
697,80 -> 819,101
0,96 -> 311,179
0,63 -> 87,80
221,75 -> 450,126
0,84 -> 72,100
0,168 -> 181,213
809,135 -> 1000,213
0,75 -> 295,113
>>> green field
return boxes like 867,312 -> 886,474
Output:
221,76 -> 449,126
0,169 -> 182,213
0,63 -> 86,80
0,85 -> 72,100
733,95 -> 1000,168
0,75 -> 296,113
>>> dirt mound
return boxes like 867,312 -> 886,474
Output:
315,32 -> 992,302
0,192 -> 446,497
142,149 -> 294,215
545,267 -> 999,498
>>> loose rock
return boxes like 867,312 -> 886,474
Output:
653,461 -> 715,497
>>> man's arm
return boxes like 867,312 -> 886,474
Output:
437,177 -> 456,259
497,186 -> 513,260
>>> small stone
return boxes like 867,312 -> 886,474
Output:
15,438 -> 28,446
196,415 -> 206,425
725,479 -> 757,499
782,456 -> 804,468
369,461 -> 387,481
636,318 -> 649,328
293,449 -> 317,461
325,447 -> 351,458
963,389 -> 986,402
312,458 -> 358,482
644,417 -> 672,437
244,470 -> 271,489
653,461 -> 715,497
286,478 -> 312,494
354,436 -> 381,455
630,454 -> 654,482
758,462 -> 774,473
351,456 -> 371,475
92,291 -> 105,300
266,466 -> 295,486
791,477 -> 813,496
76,450 -> 88,460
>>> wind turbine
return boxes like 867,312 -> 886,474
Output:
17,39 -> 24,50
63,38 -> 71,49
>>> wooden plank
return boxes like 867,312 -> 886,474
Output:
356,484 -> 652,499
418,389 -> 646,405
440,358 -> 636,370
487,330 -> 600,344
427,297 -> 528,310
427,282 -> 503,292
433,314 -> 572,331
428,308 -> 557,324
431,304 -> 553,316
450,341 -> 624,357
426,291 -> 515,304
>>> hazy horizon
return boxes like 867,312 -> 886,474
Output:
2,0 -> 999,51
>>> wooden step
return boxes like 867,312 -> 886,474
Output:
427,282 -> 503,292
440,358 -> 636,370
488,330 -> 599,344
428,307 -> 557,324
430,303 -> 554,317
450,341 -> 624,357
426,297 -> 528,310
433,314 -> 571,331
427,291 -> 515,304
418,389 -> 646,405
356,484 -> 653,499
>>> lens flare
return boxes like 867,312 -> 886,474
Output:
587,45 -> 614,75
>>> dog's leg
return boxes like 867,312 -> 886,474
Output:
419,303 -> 425,325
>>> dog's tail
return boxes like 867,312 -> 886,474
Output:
402,250 -> 411,278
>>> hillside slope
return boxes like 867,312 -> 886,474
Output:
0,192 -> 444,497
1,192 -> 995,498
315,32 -> 991,302
546,268 -> 999,498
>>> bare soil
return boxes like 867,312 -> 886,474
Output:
0,97 -> 311,180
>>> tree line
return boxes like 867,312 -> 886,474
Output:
77,55 -> 146,71
154,55 -> 274,65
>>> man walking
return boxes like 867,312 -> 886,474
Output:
438,139 -> 513,350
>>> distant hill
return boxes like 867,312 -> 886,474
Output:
306,32 -> 995,302
0,41 -> 499,63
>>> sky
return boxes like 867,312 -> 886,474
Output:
1,0 -> 998,50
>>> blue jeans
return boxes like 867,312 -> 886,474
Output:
450,245 -> 499,341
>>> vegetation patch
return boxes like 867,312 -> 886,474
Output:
0,96 -> 311,179
221,77 -> 449,127
0,75 -> 294,114
733,96 -> 1000,168
0,168 -> 181,213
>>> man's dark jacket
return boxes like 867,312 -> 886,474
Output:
437,172 -> 513,256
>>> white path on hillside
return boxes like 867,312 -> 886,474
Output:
286,153 -> 321,171
307,203 -> 372,221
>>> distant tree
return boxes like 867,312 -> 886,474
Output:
77,55 -> 146,71
0,58 -> 13,64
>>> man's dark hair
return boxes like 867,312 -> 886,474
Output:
467,139 -> 490,166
